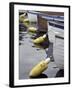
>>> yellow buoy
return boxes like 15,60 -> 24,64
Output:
28,27 -> 37,33
19,14 -> 26,22
23,18 -> 29,23
33,34 -> 47,44
29,58 -> 50,77
23,18 -> 30,27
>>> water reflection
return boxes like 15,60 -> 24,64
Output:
19,23 -> 27,32
30,73 -> 48,79
45,42 -> 53,58
19,35 -> 23,40
33,43 -> 49,49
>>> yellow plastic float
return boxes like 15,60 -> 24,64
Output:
23,18 -> 30,27
23,18 -> 29,23
29,58 -> 50,77
33,34 -> 47,44
28,27 -> 37,33
19,14 -> 26,22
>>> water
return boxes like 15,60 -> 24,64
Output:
19,20 -> 64,80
